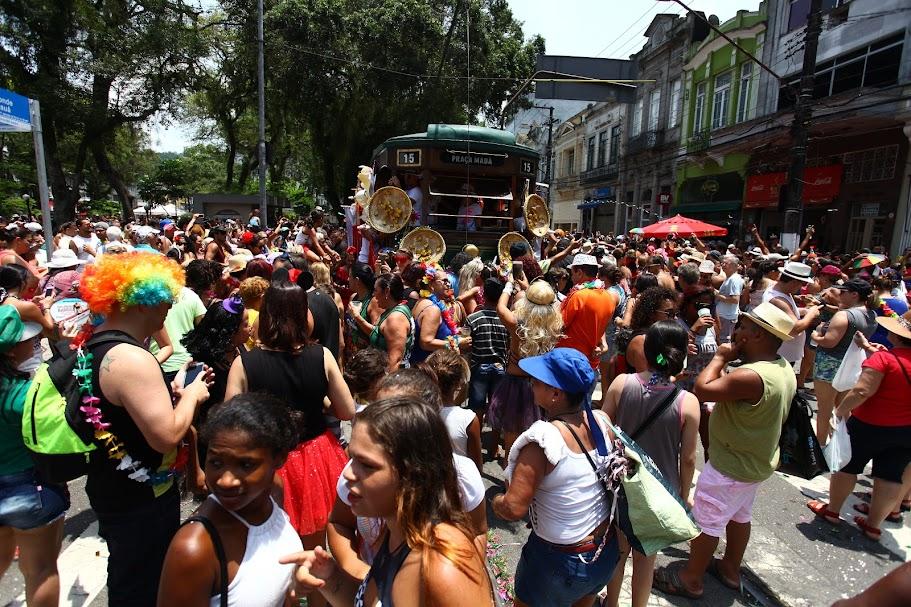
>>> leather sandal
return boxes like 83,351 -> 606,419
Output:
852,502 -> 902,523
807,499 -> 841,525
853,516 -> 882,541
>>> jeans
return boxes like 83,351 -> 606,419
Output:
468,363 -> 505,412
0,469 -> 69,530
514,531 -> 619,606
95,487 -> 180,607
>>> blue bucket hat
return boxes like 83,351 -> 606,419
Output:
519,348 -> 608,455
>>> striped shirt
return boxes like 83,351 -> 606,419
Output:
466,309 -> 509,367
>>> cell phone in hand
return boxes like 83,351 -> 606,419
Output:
43,286 -> 54,298
183,363 -> 204,388
512,260 -> 524,277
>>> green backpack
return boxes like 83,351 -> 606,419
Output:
21,332 -> 141,483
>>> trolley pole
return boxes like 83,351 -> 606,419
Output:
781,0 -> 823,253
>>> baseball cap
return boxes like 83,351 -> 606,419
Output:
158,218 -> 174,230
698,260 -> 715,274
835,278 -> 872,299
819,264 -> 841,277
518,348 -> 596,395
0,307 -> 42,353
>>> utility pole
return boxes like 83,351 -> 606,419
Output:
256,0 -> 268,229
534,104 -> 556,214
781,0 -> 823,253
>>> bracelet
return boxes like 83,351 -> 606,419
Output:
503,282 -> 515,296
446,334 -> 460,350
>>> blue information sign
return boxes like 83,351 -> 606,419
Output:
0,87 -> 32,132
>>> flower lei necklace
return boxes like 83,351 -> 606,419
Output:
72,322 -> 187,485
429,294 -> 458,335
570,279 -> 601,294
876,297 -> 900,319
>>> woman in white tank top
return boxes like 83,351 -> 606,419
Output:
492,348 -> 624,607
158,395 -> 303,607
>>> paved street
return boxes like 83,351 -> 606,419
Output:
1,387 -> 908,607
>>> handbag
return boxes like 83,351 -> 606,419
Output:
559,414 -> 699,557
777,392 -> 828,479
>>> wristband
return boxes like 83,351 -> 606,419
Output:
503,282 -> 515,297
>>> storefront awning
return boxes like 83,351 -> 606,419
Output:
743,165 -> 843,209
578,199 -> 611,209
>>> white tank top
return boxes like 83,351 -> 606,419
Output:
505,414 -> 611,544
762,287 -> 804,365
207,496 -> 303,607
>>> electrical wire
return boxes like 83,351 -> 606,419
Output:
593,2 -> 661,58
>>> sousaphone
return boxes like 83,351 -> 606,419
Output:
523,193 -> 550,237
366,186 -> 412,233
498,231 -> 531,264
400,227 -> 446,264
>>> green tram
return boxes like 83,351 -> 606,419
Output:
371,124 -> 541,257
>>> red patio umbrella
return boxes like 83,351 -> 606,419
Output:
638,214 -> 728,239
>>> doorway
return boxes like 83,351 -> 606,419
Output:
846,216 -> 887,251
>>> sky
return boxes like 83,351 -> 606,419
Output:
149,0 -> 762,152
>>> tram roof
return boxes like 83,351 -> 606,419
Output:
374,124 -> 539,158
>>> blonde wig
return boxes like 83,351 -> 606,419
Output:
457,257 -> 485,298
514,281 -> 563,358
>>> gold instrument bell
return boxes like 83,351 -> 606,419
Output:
400,227 -> 446,264
462,244 -> 479,259
366,186 -> 412,233
523,194 -> 550,237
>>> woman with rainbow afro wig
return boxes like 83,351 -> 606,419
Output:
80,252 -> 184,316
72,251 -> 213,605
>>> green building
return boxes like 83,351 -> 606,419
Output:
674,4 -> 767,232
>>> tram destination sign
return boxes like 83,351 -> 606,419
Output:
441,151 -> 505,167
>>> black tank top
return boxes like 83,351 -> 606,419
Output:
85,331 -> 176,514
308,289 -> 340,359
239,345 -> 328,441
355,534 -> 412,607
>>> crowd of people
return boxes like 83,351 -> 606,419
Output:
0,208 -> 910,607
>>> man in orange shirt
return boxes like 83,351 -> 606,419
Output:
558,253 -> 617,369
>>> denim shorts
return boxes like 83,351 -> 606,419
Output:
514,531 -> 619,606
0,469 -> 69,530
813,350 -> 842,382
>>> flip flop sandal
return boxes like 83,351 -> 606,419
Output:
853,516 -> 882,541
708,558 -> 741,591
852,502 -> 902,523
653,565 -> 704,600
807,499 -> 841,525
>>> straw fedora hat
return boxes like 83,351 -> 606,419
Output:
224,254 -> 251,275
744,302 -> 795,341
875,315 -> 911,342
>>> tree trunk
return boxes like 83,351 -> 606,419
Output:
91,141 -> 134,222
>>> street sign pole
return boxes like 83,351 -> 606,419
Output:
28,99 -> 54,257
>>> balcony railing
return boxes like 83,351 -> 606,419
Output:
686,129 -> 711,154
551,175 -> 581,189
581,163 -> 619,184
627,129 -> 665,155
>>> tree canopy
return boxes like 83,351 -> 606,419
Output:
0,0 -> 544,222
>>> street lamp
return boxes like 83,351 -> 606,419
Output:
22,194 -> 32,220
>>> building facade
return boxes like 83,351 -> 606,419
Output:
619,13 -> 710,235
675,7 -> 767,236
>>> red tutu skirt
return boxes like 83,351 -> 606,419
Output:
279,430 -> 348,536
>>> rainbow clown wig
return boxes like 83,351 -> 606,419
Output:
80,252 -> 184,315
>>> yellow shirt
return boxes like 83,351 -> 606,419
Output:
245,309 -> 260,350
708,358 -> 796,482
